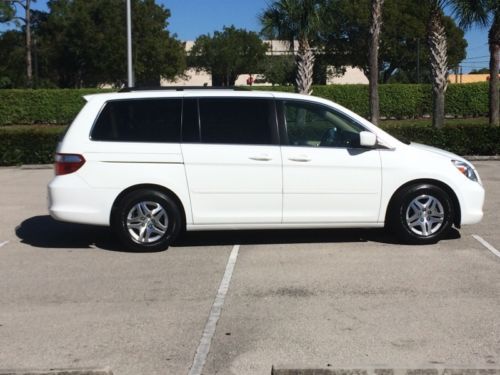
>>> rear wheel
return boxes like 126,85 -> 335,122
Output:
111,189 -> 182,252
387,184 -> 454,244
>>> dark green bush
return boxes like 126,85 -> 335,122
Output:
263,83 -> 489,119
0,89 -> 111,125
380,123 -> 500,156
1,123 -> 498,166
0,126 -> 65,165
0,83 -> 490,125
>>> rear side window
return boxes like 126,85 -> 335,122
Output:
91,99 -> 182,142
199,98 -> 274,145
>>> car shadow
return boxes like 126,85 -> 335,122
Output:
16,215 -> 461,252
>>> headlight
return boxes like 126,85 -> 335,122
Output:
452,160 -> 478,182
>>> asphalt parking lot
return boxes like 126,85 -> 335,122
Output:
0,162 -> 499,375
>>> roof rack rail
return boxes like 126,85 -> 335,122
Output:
119,86 -> 252,93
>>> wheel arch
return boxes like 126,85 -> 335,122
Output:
385,179 -> 461,228
110,184 -> 187,229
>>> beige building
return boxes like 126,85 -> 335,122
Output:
448,74 -> 499,84
162,40 -> 368,87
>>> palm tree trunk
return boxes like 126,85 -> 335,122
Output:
296,38 -> 315,95
488,13 -> 499,126
369,0 -> 384,126
428,4 -> 448,129
25,0 -> 33,88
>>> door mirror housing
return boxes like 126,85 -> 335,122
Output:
359,131 -> 377,147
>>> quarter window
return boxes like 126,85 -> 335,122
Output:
199,98 -> 274,145
91,99 -> 182,142
283,101 -> 366,148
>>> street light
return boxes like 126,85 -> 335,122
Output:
126,0 -> 134,88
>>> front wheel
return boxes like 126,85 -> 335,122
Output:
111,189 -> 182,252
387,184 -> 454,244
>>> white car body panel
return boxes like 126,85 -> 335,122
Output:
281,146 -> 382,222
181,143 -> 282,224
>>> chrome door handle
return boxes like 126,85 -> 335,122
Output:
249,154 -> 273,161
288,155 -> 311,162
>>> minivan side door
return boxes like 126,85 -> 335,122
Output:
181,96 -> 282,225
279,100 -> 382,223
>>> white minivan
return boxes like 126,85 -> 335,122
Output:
48,88 -> 484,251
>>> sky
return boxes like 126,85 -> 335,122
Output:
1,0 -> 491,73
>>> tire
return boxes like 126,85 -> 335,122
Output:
387,184 -> 454,245
111,189 -> 182,252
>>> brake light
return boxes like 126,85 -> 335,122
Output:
55,153 -> 85,176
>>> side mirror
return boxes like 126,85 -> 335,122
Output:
359,131 -> 377,147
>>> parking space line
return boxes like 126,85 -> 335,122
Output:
0,241 -> 8,248
188,244 -> 240,375
473,235 -> 500,259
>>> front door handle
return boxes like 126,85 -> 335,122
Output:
249,154 -> 273,161
288,155 -> 311,162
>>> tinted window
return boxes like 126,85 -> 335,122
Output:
283,101 -> 365,148
182,98 -> 200,142
199,98 -> 273,145
91,99 -> 181,142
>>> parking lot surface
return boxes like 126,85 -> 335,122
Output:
0,162 -> 499,375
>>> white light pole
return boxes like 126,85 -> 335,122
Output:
126,0 -> 134,88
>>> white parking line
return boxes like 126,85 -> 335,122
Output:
0,241 -> 9,248
188,244 -> 240,375
473,235 -> 500,259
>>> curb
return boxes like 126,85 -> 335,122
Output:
0,369 -> 112,375
464,155 -> 500,161
20,164 -> 53,170
271,369 -> 500,375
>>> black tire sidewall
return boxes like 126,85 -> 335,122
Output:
112,190 -> 182,252
391,184 -> 453,244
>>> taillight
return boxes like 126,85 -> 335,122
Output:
55,153 -> 85,176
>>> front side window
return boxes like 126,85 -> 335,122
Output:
199,98 -> 274,145
283,101 -> 366,148
91,99 -> 182,142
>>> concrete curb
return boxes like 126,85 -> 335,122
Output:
0,368 -> 112,375
464,155 -> 500,161
20,164 -> 53,170
271,369 -> 500,375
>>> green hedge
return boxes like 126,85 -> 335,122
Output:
1,123 -> 498,166
0,126 -> 64,165
0,83 -> 491,125
380,123 -> 500,156
0,89 -> 110,125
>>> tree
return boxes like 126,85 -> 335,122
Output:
38,0 -> 185,88
320,0 -> 466,84
0,0 -> 35,87
260,55 -> 296,86
189,26 -> 268,86
260,0 -> 323,95
427,0 -> 449,128
368,0 -> 384,125
450,0 -> 499,125
470,67 -> 490,74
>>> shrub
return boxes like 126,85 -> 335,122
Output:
0,89 -> 111,126
1,123 -> 498,166
380,123 -> 500,156
263,83 -> 488,119
0,83 -> 490,125
0,126 -> 65,165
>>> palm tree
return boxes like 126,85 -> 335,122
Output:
427,0 -> 449,128
260,0 -> 322,95
368,0 -> 385,125
450,0 -> 499,126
